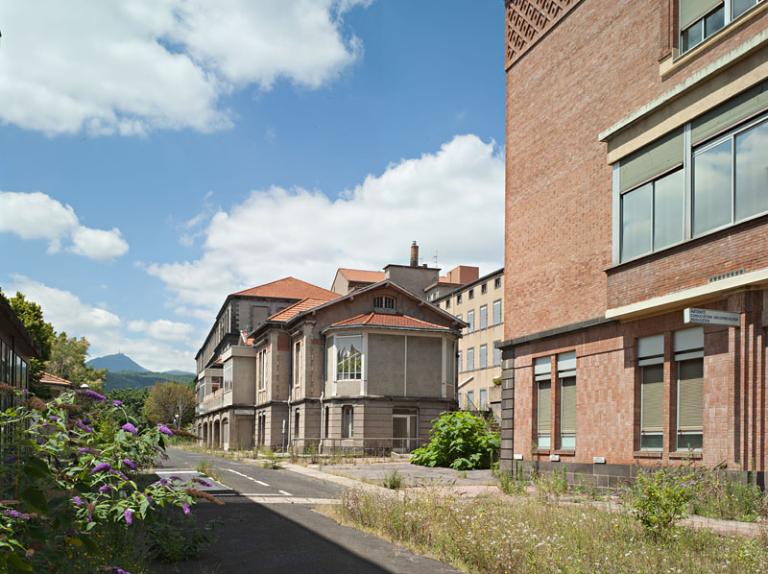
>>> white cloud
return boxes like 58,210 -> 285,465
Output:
128,319 -> 195,343
6,275 -> 196,372
148,134 -> 505,317
0,0 -> 367,136
0,191 -> 129,261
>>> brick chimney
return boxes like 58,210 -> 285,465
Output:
410,241 -> 419,267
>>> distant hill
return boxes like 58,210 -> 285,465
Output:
87,353 -> 148,373
87,353 -> 194,391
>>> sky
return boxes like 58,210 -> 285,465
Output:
0,0 -> 506,372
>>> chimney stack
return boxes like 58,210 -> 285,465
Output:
410,241 -> 419,267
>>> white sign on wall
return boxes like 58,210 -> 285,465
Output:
683,308 -> 740,327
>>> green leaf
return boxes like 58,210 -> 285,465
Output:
20,486 -> 48,514
6,553 -> 34,573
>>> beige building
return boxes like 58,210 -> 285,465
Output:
434,268 -> 504,420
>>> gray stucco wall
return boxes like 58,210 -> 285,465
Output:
368,333 -> 405,396
406,336 -> 442,397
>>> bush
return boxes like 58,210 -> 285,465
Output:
627,469 -> 694,537
410,411 -> 499,470
382,470 -> 403,490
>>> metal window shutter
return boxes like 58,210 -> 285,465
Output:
679,0 -> 722,29
537,382 -> 551,433
559,376 -> 576,434
641,364 -> 665,432
678,359 -> 704,431
619,129 -> 684,192
692,81 -> 768,144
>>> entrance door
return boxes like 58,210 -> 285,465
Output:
392,414 -> 417,453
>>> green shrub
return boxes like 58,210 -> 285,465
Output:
382,470 -> 403,490
410,411 -> 499,470
690,471 -> 768,522
627,469 -> 694,537
146,510 -> 218,563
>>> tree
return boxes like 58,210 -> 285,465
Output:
107,387 -> 149,423
5,291 -> 56,391
47,332 -> 106,390
143,382 -> 195,426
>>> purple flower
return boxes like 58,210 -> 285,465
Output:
122,458 -> 137,471
76,419 -> 94,433
98,484 -> 113,494
92,462 -> 112,474
78,447 -> 99,455
72,496 -> 84,506
3,509 -> 31,521
192,477 -> 212,487
181,502 -> 190,515
111,469 -> 129,481
158,424 -> 174,437
48,414 -> 59,422
78,389 -> 106,401
123,508 -> 134,525
111,567 -> 132,574
169,475 -> 182,482
121,422 -> 138,435
112,399 -> 123,407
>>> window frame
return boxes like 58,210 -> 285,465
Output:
679,0 -> 763,56
479,304 -> 488,330
373,295 -> 396,311
466,309 -> 475,333
479,344 -> 488,369
466,347 -> 475,371
341,405 -> 354,438
335,334 -> 363,381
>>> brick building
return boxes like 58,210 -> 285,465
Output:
499,0 -> 768,486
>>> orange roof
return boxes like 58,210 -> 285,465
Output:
231,277 -> 337,301
39,372 -> 72,387
269,297 -> 336,322
337,268 -> 385,283
328,312 -> 451,331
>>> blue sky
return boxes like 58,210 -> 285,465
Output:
0,1 -> 505,371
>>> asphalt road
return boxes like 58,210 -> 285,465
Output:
151,448 -> 459,574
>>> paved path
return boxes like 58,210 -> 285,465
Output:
152,448 -> 460,574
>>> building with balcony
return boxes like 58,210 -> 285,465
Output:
435,268 -> 504,421
499,0 -> 768,486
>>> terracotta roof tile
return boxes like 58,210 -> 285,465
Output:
39,372 -> 73,387
329,312 -> 451,331
269,297 -> 335,322
231,277 -> 336,300
337,268 -> 385,283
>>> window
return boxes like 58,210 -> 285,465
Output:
679,1 -> 762,54
468,289 -> 474,300
324,406 -> 330,438
638,335 -> 665,450
456,293 -> 462,304
535,356 -> 551,449
466,347 -> 475,371
494,277 -> 501,289
257,348 -> 268,390
293,341 -> 302,388
558,352 -> 576,450
479,305 -> 488,330
614,87 -> 768,264
336,335 -> 362,380
492,300 -> 502,325
466,390 -> 475,409
493,342 -> 502,366
479,344 -> 488,369
342,406 -> 354,438
481,283 -> 487,295
373,296 -> 396,311
294,410 -> 300,437
445,299 -> 451,309
466,310 -> 475,332
693,117 -> 768,235
479,389 -> 488,410
457,350 -> 463,373
223,361 -> 233,391
675,328 -> 704,451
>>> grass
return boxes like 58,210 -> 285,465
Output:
382,470 -> 403,490
332,489 -> 768,574
196,459 -> 221,482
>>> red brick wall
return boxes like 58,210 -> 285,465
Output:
504,0 -> 768,340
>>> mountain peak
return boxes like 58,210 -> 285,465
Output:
87,353 -> 148,373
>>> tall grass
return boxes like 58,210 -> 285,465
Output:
334,489 -> 768,574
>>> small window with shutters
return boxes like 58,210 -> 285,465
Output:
535,356 -> 552,449
557,352 -> 576,450
638,335 -> 665,450
674,328 -> 704,451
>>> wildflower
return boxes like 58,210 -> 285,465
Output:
48,414 -> 59,422
98,484 -> 113,494
78,389 -> 106,401
72,496 -> 84,506
110,567 -> 132,574
3,509 -> 32,520
122,458 -> 137,471
112,399 -> 123,407
92,462 -> 112,474
76,419 -> 94,433
182,502 -> 190,515
121,422 -> 138,435
123,508 -> 134,525
192,476 -> 213,487
158,424 -> 174,436
112,469 -> 129,481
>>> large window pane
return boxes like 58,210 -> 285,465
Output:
336,335 -> 362,380
704,6 -> 725,37
682,21 -> 703,52
733,0 -> 758,18
693,139 -> 732,235
735,120 -> 768,221
621,183 -> 653,261
654,169 -> 685,250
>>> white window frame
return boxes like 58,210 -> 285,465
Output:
335,334 -> 363,381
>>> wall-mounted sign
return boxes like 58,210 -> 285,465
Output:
683,307 -> 740,327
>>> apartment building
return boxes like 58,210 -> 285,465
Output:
500,0 -> 768,486
435,269 -> 504,420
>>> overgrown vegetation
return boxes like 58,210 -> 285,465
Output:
334,489 -> 768,574
410,411 -> 499,470
626,469 -> 695,538
196,459 -> 221,483
382,470 -> 403,490
143,381 -> 195,426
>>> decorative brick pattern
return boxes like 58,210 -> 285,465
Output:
505,0 -> 581,69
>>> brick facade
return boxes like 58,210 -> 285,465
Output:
501,0 -> 768,485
